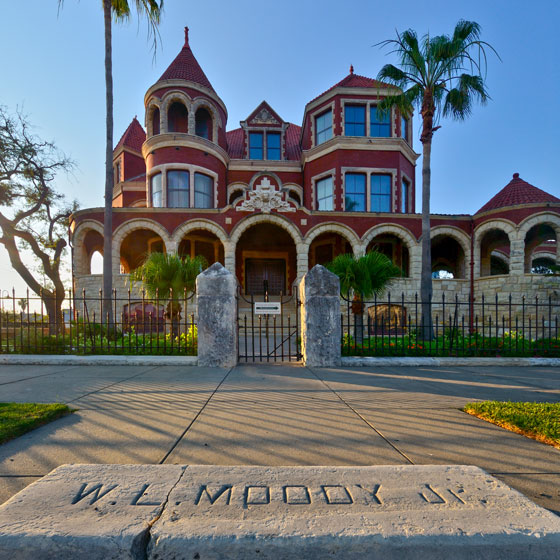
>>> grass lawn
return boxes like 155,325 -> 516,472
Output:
0,403 -> 73,445
464,401 -> 560,449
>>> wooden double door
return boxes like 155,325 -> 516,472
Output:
245,258 -> 286,296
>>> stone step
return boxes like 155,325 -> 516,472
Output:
1,464 -> 559,559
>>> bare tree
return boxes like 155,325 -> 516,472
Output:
0,106 -> 76,333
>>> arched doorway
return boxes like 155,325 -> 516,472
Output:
309,232 -> 353,268
236,223 -> 297,295
431,235 -> 465,279
366,234 -> 410,276
525,224 -> 557,273
178,229 -> 224,268
120,229 -> 165,273
479,229 -> 511,276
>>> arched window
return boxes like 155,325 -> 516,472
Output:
152,107 -> 160,135
167,102 -> 188,133
194,173 -> 213,208
195,107 -> 212,140
150,173 -> 162,207
167,170 -> 189,208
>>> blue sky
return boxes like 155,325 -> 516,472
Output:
1,0 -> 559,291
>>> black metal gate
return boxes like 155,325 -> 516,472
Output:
237,287 -> 301,362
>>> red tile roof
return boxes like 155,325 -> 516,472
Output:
226,128 -> 245,159
285,123 -> 302,160
157,27 -> 215,92
226,124 -> 302,161
310,71 -> 395,104
477,173 -> 560,214
114,117 -> 145,153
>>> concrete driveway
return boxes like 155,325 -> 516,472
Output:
0,363 -> 559,514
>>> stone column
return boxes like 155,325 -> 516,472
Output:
299,264 -> 341,367
223,241 -> 236,276
196,262 -> 237,367
295,242 -> 309,286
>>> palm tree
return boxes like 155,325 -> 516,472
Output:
59,0 -> 163,328
327,251 -> 401,344
130,252 -> 206,334
376,21 -> 498,339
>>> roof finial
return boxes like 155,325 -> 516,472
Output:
513,172 -> 520,179
350,64 -> 354,74
184,26 -> 189,47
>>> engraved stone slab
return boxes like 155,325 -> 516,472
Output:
1,465 -> 560,559
150,465 -> 560,559
0,464 -> 185,560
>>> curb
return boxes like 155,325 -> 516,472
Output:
341,357 -> 560,367
0,355 -> 198,366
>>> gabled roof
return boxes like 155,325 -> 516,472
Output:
114,117 -> 146,153
157,27 -> 215,92
309,67 -> 396,104
244,101 -> 284,126
477,173 -> 560,214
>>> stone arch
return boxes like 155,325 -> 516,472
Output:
304,223 -> 361,253
160,91 -> 191,133
112,219 -> 171,274
171,219 -> 228,247
474,219 -> 517,278
361,223 -> 417,253
429,226 -> 471,279
518,212 -> 560,273
231,213 -> 302,245
284,183 -> 303,207
73,220 -> 105,275
362,224 -> 417,278
227,182 -> 249,206
145,98 -> 162,137
191,97 -> 221,140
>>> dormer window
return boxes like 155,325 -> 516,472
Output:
267,132 -> 281,160
248,131 -> 282,160
345,105 -> 366,136
315,110 -> 332,145
249,132 -> 264,159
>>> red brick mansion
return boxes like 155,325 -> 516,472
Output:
70,28 -> 559,304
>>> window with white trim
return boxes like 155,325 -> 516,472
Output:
370,106 -> 391,137
345,173 -> 366,212
345,105 -> 366,136
315,110 -> 333,145
151,173 -> 162,207
401,177 -> 410,213
194,173 -> 213,208
316,176 -> 334,211
401,116 -> 409,142
370,174 -> 391,212
167,170 -> 189,208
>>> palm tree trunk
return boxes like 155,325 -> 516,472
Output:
102,0 -> 114,328
420,136 -> 433,340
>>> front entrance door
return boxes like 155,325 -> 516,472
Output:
245,258 -> 286,296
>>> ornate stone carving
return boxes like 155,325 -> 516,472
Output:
251,108 -> 278,125
237,177 -> 295,213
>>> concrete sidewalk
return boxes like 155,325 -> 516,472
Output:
0,362 -> 559,514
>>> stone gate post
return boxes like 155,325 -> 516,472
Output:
299,264 -> 341,367
196,263 -> 237,367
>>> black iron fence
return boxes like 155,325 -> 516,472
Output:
0,289 -> 197,355
341,292 -> 560,357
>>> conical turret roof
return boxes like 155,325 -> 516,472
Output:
477,173 -> 560,214
157,27 -> 215,92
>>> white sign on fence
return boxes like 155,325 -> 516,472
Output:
254,302 -> 281,315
